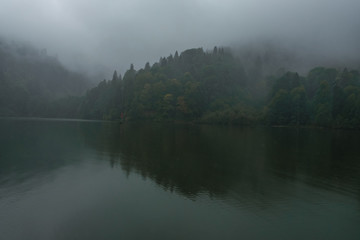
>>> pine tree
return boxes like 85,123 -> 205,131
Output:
112,70 -> 118,83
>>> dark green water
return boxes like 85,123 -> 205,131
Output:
0,119 -> 359,240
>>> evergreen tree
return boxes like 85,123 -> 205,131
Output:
112,70 -> 118,83
174,51 -> 179,60
144,62 -> 150,71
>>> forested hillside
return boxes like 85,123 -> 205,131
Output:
1,41 -> 359,128
79,47 -> 360,128
80,48 -> 255,122
0,39 -> 90,117
266,68 -> 360,128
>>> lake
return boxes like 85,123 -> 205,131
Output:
0,119 -> 359,240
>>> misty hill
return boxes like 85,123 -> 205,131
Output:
1,40 -> 358,129
233,40 -> 360,76
78,47 -> 360,128
0,39 -> 90,116
80,47 -> 253,121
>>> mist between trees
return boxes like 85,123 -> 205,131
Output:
1,42 -> 359,129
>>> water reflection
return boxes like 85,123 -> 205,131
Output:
266,128 -> 360,195
1,119 -> 360,240
81,122 -> 360,204
0,119 -> 91,195
1,119 -> 359,204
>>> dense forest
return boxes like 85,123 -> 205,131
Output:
0,39 -> 90,117
77,47 -> 360,128
1,42 -> 359,128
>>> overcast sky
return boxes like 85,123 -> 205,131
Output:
1,0 -> 359,76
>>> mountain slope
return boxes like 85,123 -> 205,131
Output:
78,47 -> 360,128
0,39 -> 90,116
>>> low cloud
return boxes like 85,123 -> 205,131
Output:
1,0 -> 359,77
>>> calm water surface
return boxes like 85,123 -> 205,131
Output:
0,119 -> 359,240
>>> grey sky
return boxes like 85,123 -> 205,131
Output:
1,0 -> 359,76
